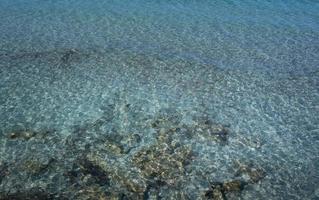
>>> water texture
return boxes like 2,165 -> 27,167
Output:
0,0 -> 319,199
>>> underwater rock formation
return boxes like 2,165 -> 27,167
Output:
0,109 -> 267,199
7,130 -> 37,140
86,152 -> 147,198
204,180 -> 247,200
0,187 -> 58,200
60,49 -> 79,66
192,119 -> 229,143
77,157 -> 110,186
72,185 -> 109,200
6,129 -> 56,141
150,112 -> 229,145
21,157 -> 54,175
102,133 -> 142,156
234,161 -> 266,183
133,141 -> 193,182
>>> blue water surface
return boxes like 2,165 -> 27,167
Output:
0,0 -> 318,199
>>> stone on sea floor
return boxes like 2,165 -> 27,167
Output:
193,119 -> 229,143
0,187 -> 57,200
237,136 -> 263,149
204,183 -> 224,200
73,185 -> 109,200
222,180 -> 246,192
150,114 -> 230,145
247,168 -> 266,183
22,157 -> 54,175
7,131 -> 37,140
60,49 -> 78,65
102,133 -> 142,156
77,157 -> 110,186
132,138 -> 192,182
6,129 -> 55,141
234,161 -> 266,183
104,140 -> 125,156
151,108 -> 182,129
86,152 -> 147,196
204,180 -> 247,200
0,113 -> 248,199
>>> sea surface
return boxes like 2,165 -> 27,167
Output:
0,0 -> 318,199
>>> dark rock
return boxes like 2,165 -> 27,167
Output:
205,180 -> 247,199
205,182 -> 225,200
86,152 -> 147,196
73,185 -> 109,200
6,129 -> 55,141
60,49 -> 78,65
132,139 -> 193,182
100,133 -> 142,155
7,131 -> 37,140
193,120 -> 229,144
151,108 -> 182,129
77,157 -> 110,186
0,188 -> 58,200
222,180 -> 246,192
234,161 -> 266,183
247,168 -> 266,183
22,157 -> 55,175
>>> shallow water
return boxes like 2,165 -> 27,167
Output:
0,0 -> 319,199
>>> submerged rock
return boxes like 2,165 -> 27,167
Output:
102,133 -> 141,156
132,130 -> 193,183
0,111 -> 252,199
234,161 -> 266,183
0,187 -> 58,200
7,131 -> 37,140
73,185 -> 109,200
22,157 -> 54,175
150,114 -> 230,145
6,129 -> 55,141
193,119 -> 229,143
86,152 -> 147,197
204,183 -> 224,200
77,157 -> 110,186
151,108 -> 182,129
222,180 -> 247,192
60,49 -> 79,65
204,180 -> 246,200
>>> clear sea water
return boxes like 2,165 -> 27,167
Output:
0,0 -> 318,199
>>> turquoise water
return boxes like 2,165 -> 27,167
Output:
0,0 -> 319,199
